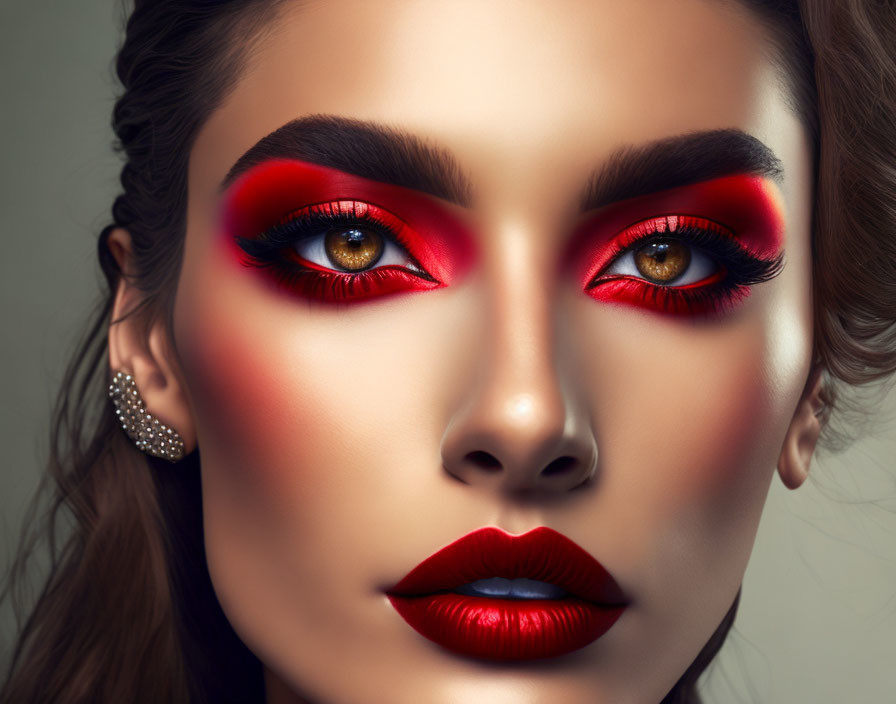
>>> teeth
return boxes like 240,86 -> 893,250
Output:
510,578 -> 567,599
456,577 -> 567,600
457,577 -> 511,597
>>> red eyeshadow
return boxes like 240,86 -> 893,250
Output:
221,159 -> 475,285
567,174 -> 786,287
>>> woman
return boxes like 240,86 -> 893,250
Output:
2,0 -> 894,702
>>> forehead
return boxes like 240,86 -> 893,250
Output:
193,0 -> 798,204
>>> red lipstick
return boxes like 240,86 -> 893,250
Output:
386,527 -> 627,661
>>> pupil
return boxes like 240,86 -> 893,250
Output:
647,243 -> 670,263
345,229 -> 365,247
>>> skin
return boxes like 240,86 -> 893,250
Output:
109,0 -> 823,702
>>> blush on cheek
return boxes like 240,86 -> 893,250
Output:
176,303 -> 322,507
595,319 -> 786,539
679,361 -> 778,504
683,304 -> 811,514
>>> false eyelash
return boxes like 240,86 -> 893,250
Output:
236,201 -> 437,282
234,201 -> 442,304
588,221 -> 785,315
591,222 -> 784,290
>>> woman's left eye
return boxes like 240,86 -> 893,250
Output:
295,226 -> 424,274
584,214 -> 784,316
604,238 -> 717,286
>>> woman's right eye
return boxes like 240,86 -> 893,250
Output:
235,199 -> 442,303
295,225 -> 424,275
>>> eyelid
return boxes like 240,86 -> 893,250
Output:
584,215 -> 732,283
282,201 -> 427,275
610,214 -> 732,256
564,174 -> 786,287
220,158 -> 476,286
233,202 -> 445,303
583,213 -> 784,316
238,199 -> 436,279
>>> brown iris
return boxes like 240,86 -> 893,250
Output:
324,228 -> 384,271
634,239 -> 691,283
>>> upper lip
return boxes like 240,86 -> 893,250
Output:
386,526 -> 628,606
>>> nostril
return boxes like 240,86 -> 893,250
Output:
540,456 -> 577,477
465,450 -> 502,472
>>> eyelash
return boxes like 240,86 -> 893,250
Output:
236,201 -> 440,303
586,215 -> 784,315
237,203 -> 782,314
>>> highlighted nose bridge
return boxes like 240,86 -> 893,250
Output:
440,229 -> 597,494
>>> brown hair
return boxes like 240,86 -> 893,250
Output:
1,2 -> 287,702
803,0 -> 896,444
2,1 -> 895,703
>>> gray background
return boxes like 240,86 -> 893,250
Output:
1,2 -> 894,701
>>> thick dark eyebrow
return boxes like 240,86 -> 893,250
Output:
220,114 -> 473,207
580,129 -> 784,212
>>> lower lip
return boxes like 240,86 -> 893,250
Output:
388,593 -> 625,660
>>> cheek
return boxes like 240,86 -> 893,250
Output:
172,242 -> 444,655
173,233 -> 490,684
182,319 -> 317,497
176,278 -> 402,522
601,330 -> 770,525
577,279 -> 810,567
171,234 -> 476,572
173,249 -> 341,633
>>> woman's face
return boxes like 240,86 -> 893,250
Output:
173,0 -> 814,701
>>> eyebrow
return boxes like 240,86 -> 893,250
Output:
220,114 -> 473,206
580,129 -> 783,212
223,119 -> 782,215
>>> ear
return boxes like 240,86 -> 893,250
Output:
776,365 -> 824,489
107,228 -> 197,454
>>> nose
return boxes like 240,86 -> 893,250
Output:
440,241 -> 597,495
